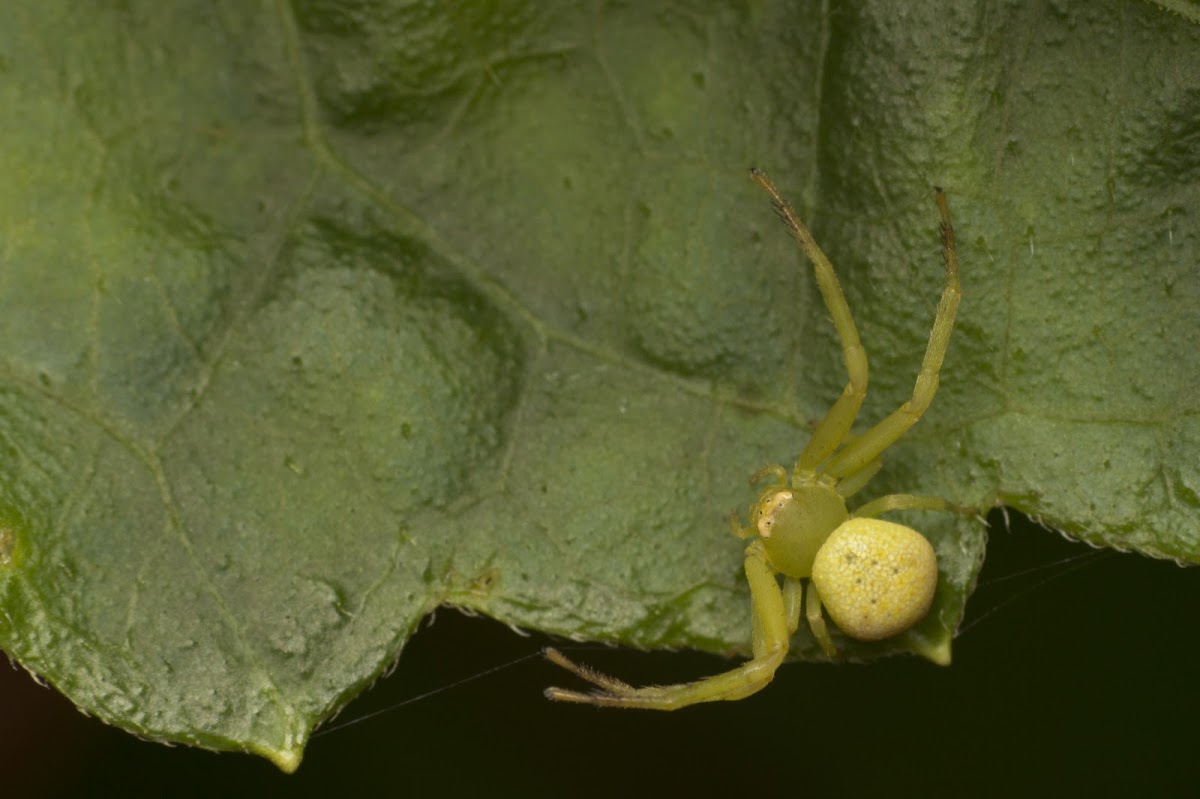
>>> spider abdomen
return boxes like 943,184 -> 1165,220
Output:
810,518 -> 938,641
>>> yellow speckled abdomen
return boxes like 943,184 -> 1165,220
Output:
811,518 -> 938,641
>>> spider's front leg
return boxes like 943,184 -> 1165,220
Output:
751,168 -> 869,474
823,189 -> 961,480
544,541 -> 793,710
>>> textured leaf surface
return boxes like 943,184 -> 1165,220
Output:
0,0 -> 1196,769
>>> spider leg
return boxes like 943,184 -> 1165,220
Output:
781,576 -> 804,636
833,457 -> 882,498
804,580 -> 837,657
751,168 -> 868,473
852,493 -> 961,519
824,189 -> 960,480
750,464 -> 789,487
544,541 -> 789,709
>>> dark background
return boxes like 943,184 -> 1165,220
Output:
4,509 -> 1198,797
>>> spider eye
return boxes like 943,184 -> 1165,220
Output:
754,490 -> 794,539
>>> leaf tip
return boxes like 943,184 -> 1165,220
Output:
261,744 -> 304,774
912,632 -> 953,666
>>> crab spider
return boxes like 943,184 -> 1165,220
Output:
544,168 -> 962,710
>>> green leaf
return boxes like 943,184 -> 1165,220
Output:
1,0 -> 1197,770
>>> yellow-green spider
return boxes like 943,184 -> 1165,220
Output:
544,167 -> 962,709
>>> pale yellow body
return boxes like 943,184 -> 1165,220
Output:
544,169 -> 962,710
